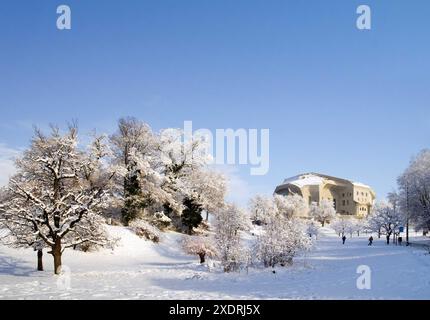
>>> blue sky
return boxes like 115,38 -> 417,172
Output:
1,0 -> 430,204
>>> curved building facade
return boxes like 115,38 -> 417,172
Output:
274,173 -> 376,218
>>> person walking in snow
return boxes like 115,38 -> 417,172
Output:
368,236 -> 374,246
342,235 -> 347,245
398,236 -> 403,246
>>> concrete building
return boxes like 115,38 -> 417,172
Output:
274,173 -> 376,218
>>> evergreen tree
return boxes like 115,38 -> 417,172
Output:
181,198 -> 203,234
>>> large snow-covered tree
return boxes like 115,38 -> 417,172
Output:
0,126 -> 117,274
398,149 -> 430,232
310,200 -> 336,227
110,117 -> 166,224
367,200 -> 404,244
182,169 -> 227,222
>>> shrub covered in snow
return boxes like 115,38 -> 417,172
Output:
182,236 -> 217,264
305,220 -> 320,239
129,219 -> 161,243
214,204 -> 249,272
255,215 -> 312,268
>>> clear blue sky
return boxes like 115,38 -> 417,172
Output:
1,0 -> 430,204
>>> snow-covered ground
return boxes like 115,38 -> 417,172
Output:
0,226 -> 429,300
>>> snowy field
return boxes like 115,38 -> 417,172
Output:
0,226 -> 429,300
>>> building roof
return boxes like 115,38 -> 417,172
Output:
278,173 -> 374,194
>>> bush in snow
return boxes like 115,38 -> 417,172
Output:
248,195 -> 275,225
182,236 -> 217,264
214,204 -> 250,272
129,219 -> 161,243
309,200 -> 336,227
255,215 -> 312,268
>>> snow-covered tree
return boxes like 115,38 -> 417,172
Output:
158,128 -> 213,228
214,204 -> 249,272
397,149 -> 430,232
0,126 -> 117,274
305,220 -> 320,239
182,236 -> 217,264
182,169 -> 227,221
344,219 -> 359,238
255,213 -> 311,268
0,191 -> 47,271
110,117 -> 171,225
331,218 -> 348,237
248,195 -> 275,224
368,200 -> 404,244
274,194 -> 308,219
310,200 -> 336,227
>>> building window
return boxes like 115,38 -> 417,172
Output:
342,193 -> 345,197
342,200 -> 346,206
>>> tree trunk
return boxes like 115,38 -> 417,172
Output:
199,253 -> 206,264
37,249 -> 43,271
386,234 -> 390,245
321,221 -> 325,227
52,238 -> 62,275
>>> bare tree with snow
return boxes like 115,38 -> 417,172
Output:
0,126 -> 117,274
368,199 -> 404,245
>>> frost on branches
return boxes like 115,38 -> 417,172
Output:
214,204 -> 250,272
309,199 -> 336,227
182,235 -> 217,264
0,126 -> 117,274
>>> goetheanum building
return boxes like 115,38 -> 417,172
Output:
274,173 -> 376,218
